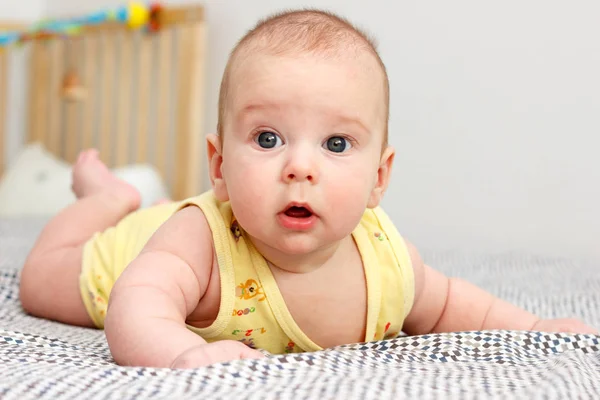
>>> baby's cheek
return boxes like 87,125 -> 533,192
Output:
226,163 -> 267,195
228,174 -> 272,230
324,181 -> 370,225
326,170 -> 372,203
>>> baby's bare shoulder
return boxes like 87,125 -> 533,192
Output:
143,205 -> 215,283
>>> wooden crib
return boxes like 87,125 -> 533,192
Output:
0,4 -> 206,200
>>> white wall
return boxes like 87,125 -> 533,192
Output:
0,0 -> 45,20
44,0 -> 600,261
1,0 -> 46,166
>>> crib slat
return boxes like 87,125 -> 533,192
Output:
47,39 -> 65,156
174,26 -> 192,200
98,32 -> 116,165
115,31 -> 132,166
81,35 -> 97,151
0,51 -> 6,174
155,29 -> 173,185
64,38 -> 83,163
174,23 -> 205,200
187,22 -> 206,198
28,42 -> 50,145
135,33 -> 152,164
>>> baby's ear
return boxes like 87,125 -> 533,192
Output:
206,134 -> 229,202
367,146 -> 395,208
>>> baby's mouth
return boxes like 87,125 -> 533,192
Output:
278,203 -> 318,230
283,205 -> 314,218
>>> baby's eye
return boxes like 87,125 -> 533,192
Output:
324,136 -> 352,153
255,131 -> 283,149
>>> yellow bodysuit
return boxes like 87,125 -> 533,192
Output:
80,191 -> 415,354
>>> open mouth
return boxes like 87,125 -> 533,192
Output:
279,203 -> 317,230
284,206 -> 313,218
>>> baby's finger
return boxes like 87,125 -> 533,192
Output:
240,348 -> 265,360
579,325 -> 599,335
227,341 -> 265,360
554,319 -> 599,335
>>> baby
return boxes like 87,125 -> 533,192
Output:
19,9 -> 597,369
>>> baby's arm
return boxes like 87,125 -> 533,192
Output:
104,206 -> 262,368
402,243 -> 598,335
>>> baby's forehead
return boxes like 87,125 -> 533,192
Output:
228,50 -> 384,110
229,45 -> 385,91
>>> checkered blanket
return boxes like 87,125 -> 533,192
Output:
1,218 -> 599,399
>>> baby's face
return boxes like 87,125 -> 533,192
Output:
219,50 -> 389,255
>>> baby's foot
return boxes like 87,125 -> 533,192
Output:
72,149 -> 141,211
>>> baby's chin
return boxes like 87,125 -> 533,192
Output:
263,231 -> 348,258
259,233 -> 319,254
275,240 -> 323,256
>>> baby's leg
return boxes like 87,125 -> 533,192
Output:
20,150 -> 141,327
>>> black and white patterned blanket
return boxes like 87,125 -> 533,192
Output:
1,218 -> 599,399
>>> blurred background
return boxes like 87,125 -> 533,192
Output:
1,0 -> 599,261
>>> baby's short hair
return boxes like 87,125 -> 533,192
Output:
217,9 -> 390,146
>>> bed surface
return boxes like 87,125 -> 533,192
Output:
1,218 -> 599,399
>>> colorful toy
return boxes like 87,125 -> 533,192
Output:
0,2 -> 163,50
0,32 -> 19,49
126,2 -> 150,29
148,3 -> 164,33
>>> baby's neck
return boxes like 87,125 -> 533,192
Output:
251,235 -> 353,275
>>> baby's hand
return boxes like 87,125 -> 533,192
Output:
170,340 -> 265,369
532,318 -> 599,335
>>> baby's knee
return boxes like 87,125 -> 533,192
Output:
19,246 -> 93,327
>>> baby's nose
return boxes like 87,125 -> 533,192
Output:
285,171 -> 314,182
282,154 -> 318,184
